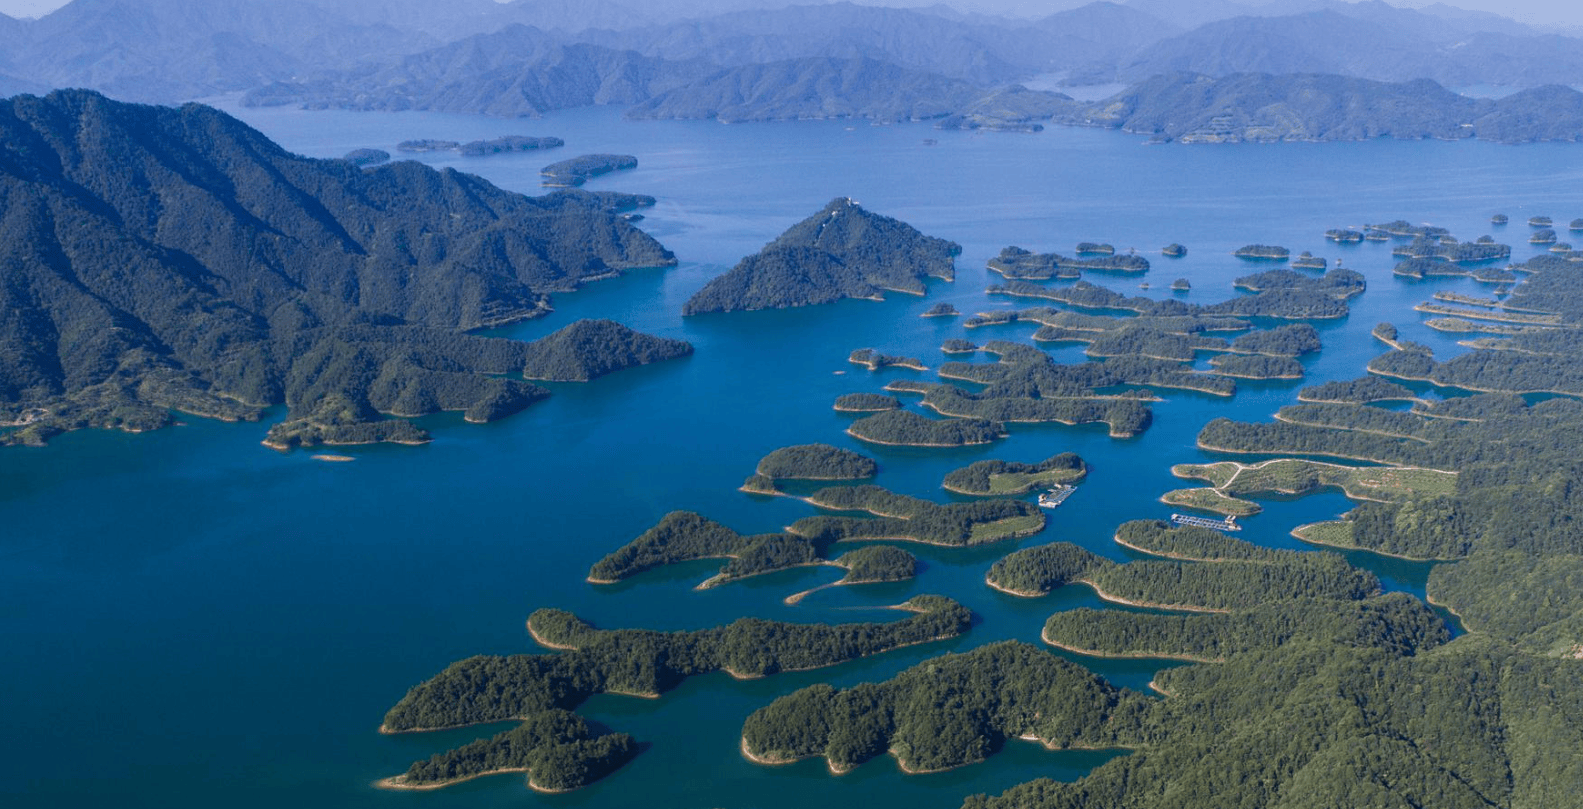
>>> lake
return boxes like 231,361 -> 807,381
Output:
2,100 -> 1577,808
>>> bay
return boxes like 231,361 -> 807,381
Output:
2,100 -> 1576,808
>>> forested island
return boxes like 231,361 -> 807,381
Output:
588,511 -> 826,587
943,452 -> 1088,495
991,276 -> 1355,320
985,523 -> 1379,612
387,596 -> 971,730
743,641 -> 1147,774
541,154 -> 638,186
987,246 -> 1149,278
683,198 -> 960,315
790,485 -> 1045,546
380,597 -> 972,787
1233,244 -> 1290,260
744,444 -> 879,494
833,393 -> 902,413
846,410 -> 1004,447
849,349 -> 926,371
1042,592 -> 1447,663
379,709 -> 637,792
0,90 -> 678,449
396,135 -> 563,156
520,320 -> 693,382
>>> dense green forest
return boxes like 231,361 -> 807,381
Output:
984,523 -> 1378,611
0,91 -> 678,448
1291,252 -> 1326,269
1228,324 -> 1322,356
920,385 -> 1153,438
682,198 -> 960,315
990,278 -> 1352,320
791,485 -> 1044,546
1042,593 -> 1448,661
539,153 -> 638,186
383,595 -> 972,729
833,546 -> 919,583
969,639 -> 1583,809
754,444 -> 880,482
1233,244 -> 1290,259
846,410 -> 1005,446
459,135 -> 564,155
943,452 -> 1088,495
1429,551 -> 1583,655
587,511 -> 824,586
833,393 -> 903,412
520,319 -> 693,382
938,341 -> 1232,398
742,641 -> 1149,774
850,348 -> 926,370
1209,354 -> 1304,379
923,303 -> 961,317
942,339 -> 980,354
381,597 -> 972,788
1299,376 -> 1417,403
986,246 -> 1150,278
1232,268 -> 1366,298
1369,346 -> 1583,394
386,709 -> 636,791
1048,324 -> 1226,362
985,543 -> 1111,596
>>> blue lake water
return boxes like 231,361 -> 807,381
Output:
3,100 -> 1580,808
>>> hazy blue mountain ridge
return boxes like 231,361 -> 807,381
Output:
1060,72 -> 1583,143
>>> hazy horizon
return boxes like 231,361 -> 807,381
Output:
3,0 -> 1583,28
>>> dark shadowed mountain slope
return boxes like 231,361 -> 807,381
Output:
0,90 -> 676,446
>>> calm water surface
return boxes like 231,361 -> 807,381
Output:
2,101 -> 1578,808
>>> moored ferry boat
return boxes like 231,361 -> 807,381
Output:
1038,485 -> 1077,508
1170,512 -> 1242,532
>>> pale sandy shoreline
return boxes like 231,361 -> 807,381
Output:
1042,626 -> 1222,664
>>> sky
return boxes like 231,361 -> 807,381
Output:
2,0 -> 1582,28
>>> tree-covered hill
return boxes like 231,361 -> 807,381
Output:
683,197 -> 960,315
520,319 -> 692,382
0,89 -> 676,446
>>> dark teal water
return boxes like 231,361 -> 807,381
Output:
3,102 -> 1579,808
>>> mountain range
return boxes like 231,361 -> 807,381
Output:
6,0 -> 1583,112
0,89 -> 676,446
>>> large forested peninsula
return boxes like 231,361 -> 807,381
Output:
682,198 -> 959,314
0,90 -> 678,448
